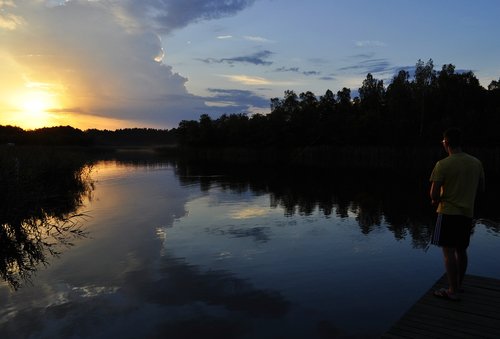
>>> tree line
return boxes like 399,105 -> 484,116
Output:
2,59 -> 500,148
177,59 -> 500,148
0,126 -> 176,147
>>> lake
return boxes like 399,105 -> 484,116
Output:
1,156 -> 499,338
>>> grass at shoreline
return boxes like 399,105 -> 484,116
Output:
0,145 -> 95,289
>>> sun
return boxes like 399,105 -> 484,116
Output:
22,93 -> 49,114
15,90 -> 58,129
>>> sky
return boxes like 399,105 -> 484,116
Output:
1,0 -> 500,130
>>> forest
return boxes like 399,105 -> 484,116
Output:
0,125 -> 175,147
176,59 -> 500,148
1,59 -> 500,149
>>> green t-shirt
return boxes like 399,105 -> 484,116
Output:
429,152 -> 485,217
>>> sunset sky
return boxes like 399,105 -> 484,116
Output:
1,0 -> 500,130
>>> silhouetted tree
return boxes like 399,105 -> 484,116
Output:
386,70 -> 416,144
358,73 -> 386,144
488,78 -> 500,91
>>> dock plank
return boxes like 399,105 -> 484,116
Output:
383,274 -> 500,338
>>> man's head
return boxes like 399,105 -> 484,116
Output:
443,127 -> 462,149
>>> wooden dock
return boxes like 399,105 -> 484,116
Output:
383,274 -> 500,338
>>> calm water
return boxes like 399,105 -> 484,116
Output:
1,159 -> 499,338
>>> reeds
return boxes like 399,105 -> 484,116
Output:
0,145 -> 93,289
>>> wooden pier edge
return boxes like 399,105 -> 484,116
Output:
383,274 -> 500,338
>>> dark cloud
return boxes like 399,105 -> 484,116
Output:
123,0 -> 256,34
47,107 -> 84,113
205,88 -> 269,112
338,58 -> 392,74
200,50 -> 273,66
274,67 -> 321,76
302,70 -> 320,76
275,66 -> 300,73
350,52 -> 376,59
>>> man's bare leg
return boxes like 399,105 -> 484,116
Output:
455,248 -> 468,291
442,247 -> 459,294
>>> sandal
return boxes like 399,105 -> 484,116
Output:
433,288 -> 460,301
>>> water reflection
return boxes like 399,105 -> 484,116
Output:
171,161 -> 452,250
1,159 -> 296,339
207,226 -> 271,243
0,148 -> 93,289
1,251 -> 290,338
1,156 -> 499,338
151,256 -> 290,317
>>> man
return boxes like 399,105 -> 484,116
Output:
429,127 -> 485,301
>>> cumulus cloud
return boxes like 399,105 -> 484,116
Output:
0,0 -> 257,128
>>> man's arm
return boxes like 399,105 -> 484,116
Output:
430,181 -> 442,206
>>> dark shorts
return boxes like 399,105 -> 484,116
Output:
431,214 -> 473,248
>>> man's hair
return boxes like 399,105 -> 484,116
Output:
444,127 -> 462,148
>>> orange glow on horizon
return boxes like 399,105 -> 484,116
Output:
0,63 -> 167,131
0,85 -> 137,131
0,77 -> 66,129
